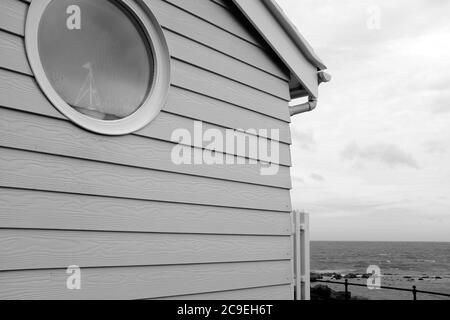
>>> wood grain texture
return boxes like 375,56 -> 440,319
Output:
0,0 -> 298,299
0,0 -> 27,36
0,148 -> 292,211
156,284 -> 293,300
145,0 -> 289,80
0,30 -> 31,74
165,0 -> 264,48
1,0 -> 296,300
0,27 -> 290,121
0,108 -> 291,189
0,229 -> 291,271
0,69 -> 292,165
164,29 -> 289,100
171,59 -> 290,122
0,260 -> 292,300
5,1 -> 291,101
18,0 -> 289,80
0,188 -> 291,235
166,86 -> 292,144
0,28 -> 292,142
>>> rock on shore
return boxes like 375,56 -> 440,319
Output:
311,284 -> 369,300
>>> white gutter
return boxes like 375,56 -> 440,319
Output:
264,0 -> 331,116
290,71 -> 331,116
233,0 -> 331,115
289,96 -> 317,116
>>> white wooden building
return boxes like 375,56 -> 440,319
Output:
0,0 -> 327,299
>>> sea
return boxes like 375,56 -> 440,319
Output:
310,241 -> 450,300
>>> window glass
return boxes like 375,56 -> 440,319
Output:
38,0 -> 153,120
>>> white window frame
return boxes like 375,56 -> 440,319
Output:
25,0 -> 171,135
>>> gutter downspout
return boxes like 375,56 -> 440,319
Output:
289,71 -> 331,116
290,96 -> 317,116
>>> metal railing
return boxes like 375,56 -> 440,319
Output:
313,279 -> 450,300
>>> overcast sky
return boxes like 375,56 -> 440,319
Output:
277,0 -> 450,242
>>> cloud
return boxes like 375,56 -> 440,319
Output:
430,93 -> 450,114
291,129 -> 316,151
423,140 -> 447,155
341,142 -> 419,169
310,173 -> 325,182
292,176 -> 305,185
278,0 -> 450,241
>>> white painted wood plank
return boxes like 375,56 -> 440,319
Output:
0,30 -> 30,74
17,0 -> 290,80
0,31 -> 290,121
0,148 -> 292,211
0,261 -> 292,300
166,86 -> 292,144
0,0 -> 27,36
0,69 -> 292,165
0,27 -> 289,103
147,0 -> 289,80
171,59 -> 290,122
0,29 -> 292,143
0,188 -> 291,235
0,108 -> 291,188
165,0 -> 262,46
164,30 -> 290,100
156,284 -> 293,300
0,229 -> 291,271
233,0 -> 319,97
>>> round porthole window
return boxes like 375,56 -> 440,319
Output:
26,0 -> 170,135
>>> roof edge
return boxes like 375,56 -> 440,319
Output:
262,0 -> 327,71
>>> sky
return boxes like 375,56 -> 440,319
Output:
277,0 -> 450,242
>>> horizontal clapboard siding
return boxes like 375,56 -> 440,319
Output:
0,68 -> 292,166
0,188 -> 291,235
165,30 -> 289,100
0,24 -> 293,146
157,284 -> 293,300
0,261 -> 292,300
0,229 -> 291,271
0,29 -> 31,75
0,0 -> 27,36
166,0 -> 265,48
0,147 -> 292,211
0,0 -> 295,300
171,59 -> 289,121
145,0 -> 289,81
0,108 -> 291,189
0,28 -> 292,142
0,32 -> 289,123
11,0 -> 290,100
166,86 -> 291,144
13,0 -> 291,96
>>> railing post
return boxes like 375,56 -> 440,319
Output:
412,286 -> 417,301
344,279 -> 349,300
300,212 -> 310,300
294,211 -> 301,300
293,211 -> 310,300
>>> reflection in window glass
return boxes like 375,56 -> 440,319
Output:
38,0 -> 154,120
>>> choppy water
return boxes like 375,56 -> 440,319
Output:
311,241 -> 450,300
